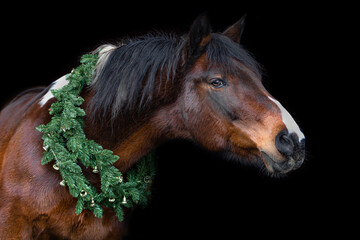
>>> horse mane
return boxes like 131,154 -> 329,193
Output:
88,32 -> 261,122
89,34 -> 185,120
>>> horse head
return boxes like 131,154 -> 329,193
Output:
175,14 -> 305,175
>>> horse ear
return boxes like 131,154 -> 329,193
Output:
184,13 -> 212,61
223,14 -> 246,44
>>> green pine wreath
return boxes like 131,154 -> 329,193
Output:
36,53 -> 155,221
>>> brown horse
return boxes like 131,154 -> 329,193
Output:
0,14 -> 305,239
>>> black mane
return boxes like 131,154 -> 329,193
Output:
90,34 -> 185,120
89,33 -> 261,121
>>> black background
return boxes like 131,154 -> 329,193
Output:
1,1 -> 352,239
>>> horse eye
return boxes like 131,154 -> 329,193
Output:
209,78 -> 225,89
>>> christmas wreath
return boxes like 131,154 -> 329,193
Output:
36,53 -> 155,221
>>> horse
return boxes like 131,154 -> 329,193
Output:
0,14 -> 305,239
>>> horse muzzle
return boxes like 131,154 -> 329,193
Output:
261,130 -> 305,174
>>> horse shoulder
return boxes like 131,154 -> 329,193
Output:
0,89 -> 45,169
0,90 -> 48,237
0,90 -> 124,239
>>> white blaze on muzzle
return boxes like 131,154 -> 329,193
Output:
268,96 -> 305,142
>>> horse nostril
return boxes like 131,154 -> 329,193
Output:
280,134 -> 292,146
275,130 -> 294,156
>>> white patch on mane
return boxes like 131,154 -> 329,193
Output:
268,96 -> 305,141
39,44 -> 119,107
39,75 -> 69,107
92,44 -> 117,84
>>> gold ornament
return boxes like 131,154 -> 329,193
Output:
144,176 -> 151,183
92,166 -> 99,173
80,190 -> 87,197
53,164 -> 59,170
59,180 -> 66,186
118,176 -> 123,183
109,198 -> 116,202
90,198 -> 96,207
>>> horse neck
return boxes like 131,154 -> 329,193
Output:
81,90 -> 183,172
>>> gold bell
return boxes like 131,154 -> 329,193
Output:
92,166 -> 99,173
59,180 -> 66,186
90,198 -> 96,207
122,196 -> 127,204
53,164 -> 59,170
80,190 -> 87,197
144,176 -> 151,183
